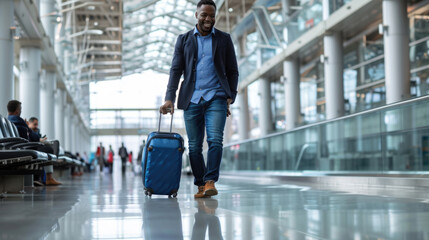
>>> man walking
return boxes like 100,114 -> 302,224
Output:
160,0 -> 239,198
96,142 -> 106,173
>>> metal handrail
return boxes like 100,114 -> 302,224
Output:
225,94 -> 429,147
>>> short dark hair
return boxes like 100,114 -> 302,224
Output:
7,100 -> 21,113
29,117 -> 38,123
197,0 -> 216,11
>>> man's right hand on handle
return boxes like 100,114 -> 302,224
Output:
160,100 -> 174,115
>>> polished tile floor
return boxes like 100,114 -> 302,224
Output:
1,165 -> 429,240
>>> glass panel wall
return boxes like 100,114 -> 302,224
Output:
411,68 -> 429,97
90,109 -> 185,130
329,0 -> 353,14
247,81 -> 261,138
300,61 -> 325,124
238,32 -> 258,81
235,0 -> 429,135
284,0 -> 323,45
410,9 -> 429,98
343,29 -> 385,114
272,81 -> 286,131
253,7 -> 281,46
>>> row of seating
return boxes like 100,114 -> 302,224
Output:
0,114 -> 84,192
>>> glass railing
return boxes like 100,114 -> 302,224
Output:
221,95 -> 429,173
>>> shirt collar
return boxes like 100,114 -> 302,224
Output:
194,25 -> 215,36
8,115 -> 25,123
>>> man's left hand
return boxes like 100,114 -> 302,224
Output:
227,98 -> 232,117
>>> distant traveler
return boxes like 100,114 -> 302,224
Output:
118,142 -> 129,173
128,151 -> 133,164
107,145 -> 114,174
159,0 -> 239,198
96,142 -> 106,172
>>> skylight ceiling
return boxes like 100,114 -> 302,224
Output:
123,0 -> 197,75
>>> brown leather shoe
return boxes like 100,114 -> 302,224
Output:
204,180 -> 218,196
46,178 -> 62,186
194,186 -> 210,198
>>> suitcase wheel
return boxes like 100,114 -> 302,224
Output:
169,192 -> 177,198
144,190 -> 152,197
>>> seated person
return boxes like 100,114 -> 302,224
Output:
27,117 -> 47,142
7,100 -> 62,186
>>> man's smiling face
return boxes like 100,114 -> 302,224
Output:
195,4 -> 216,36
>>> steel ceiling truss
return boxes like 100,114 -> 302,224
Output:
122,0 -> 196,76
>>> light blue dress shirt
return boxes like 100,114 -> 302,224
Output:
191,26 -> 226,104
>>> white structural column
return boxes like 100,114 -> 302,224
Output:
77,122 -> 82,154
55,89 -> 65,144
259,78 -> 273,136
19,47 -> 42,118
55,17 -> 64,66
78,123 -> 83,153
284,58 -> 301,130
40,71 -> 56,139
324,32 -> 344,119
323,0 -> 344,120
383,0 -> 410,104
0,0 -> 15,112
63,12 -> 72,77
238,88 -> 250,140
83,128 -> 89,154
64,104 -> 72,151
71,115 -> 77,154
40,0 -> 57,139
40,0 -> 56,46
322,0 -> 330,19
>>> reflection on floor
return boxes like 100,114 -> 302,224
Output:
1,163 -> 429,239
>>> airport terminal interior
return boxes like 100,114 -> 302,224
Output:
1,0 -> 429,239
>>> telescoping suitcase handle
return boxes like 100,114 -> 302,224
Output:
158,109 -> 174,133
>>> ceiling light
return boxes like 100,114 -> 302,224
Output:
86,29 -> 103,35
87,5 -> 95,10
228,8 -> 233,12
94,22 -> 99,26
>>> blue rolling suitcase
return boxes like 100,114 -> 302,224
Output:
142,113 -> 184,197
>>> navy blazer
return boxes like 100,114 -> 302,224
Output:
165,28 -> 239,110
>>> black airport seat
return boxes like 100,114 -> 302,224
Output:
0,116 -> 58,162
0,149 -> 49,169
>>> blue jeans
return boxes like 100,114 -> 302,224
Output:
184,97 -> 227,186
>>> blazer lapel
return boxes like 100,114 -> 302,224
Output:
191,33 -> 198,58
212,28 -> 218,58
